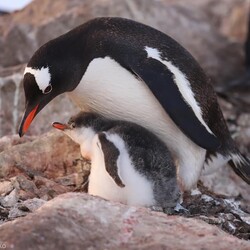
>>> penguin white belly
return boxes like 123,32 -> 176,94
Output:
88,134 -> 156,206
105,133 -> 156,206
69,57 -> 206,190
88,136 -> 125,202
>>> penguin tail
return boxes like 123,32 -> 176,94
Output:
229,152 -> 250,184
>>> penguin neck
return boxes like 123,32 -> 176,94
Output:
70,127 -> 97,160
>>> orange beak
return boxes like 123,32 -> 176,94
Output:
19,104 -> 39,136
52,122 -> 70,131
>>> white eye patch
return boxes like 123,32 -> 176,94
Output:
24,66 -> 51,94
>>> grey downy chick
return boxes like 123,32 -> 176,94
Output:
52,112 -> 181,209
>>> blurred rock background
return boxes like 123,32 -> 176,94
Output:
0,0 -> 250,247
0,0 -> 249,136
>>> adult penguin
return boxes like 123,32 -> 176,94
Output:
18,17 -> 250,190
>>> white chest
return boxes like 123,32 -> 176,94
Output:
88,135 -> 125,203
88,134 -> 155,207
69,57 -> 198,154
68,56 -> 206,191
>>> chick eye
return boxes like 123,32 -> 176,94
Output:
44,85 -> 52,94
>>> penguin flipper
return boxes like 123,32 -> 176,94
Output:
127,57 -> 220,151
229,153 -> 250,184
98,133 -> 125,188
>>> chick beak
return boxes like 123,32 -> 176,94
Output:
52,122 -> 70,131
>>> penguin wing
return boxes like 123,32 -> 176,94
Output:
98,133 -> 125,188
127,57 -> 221,151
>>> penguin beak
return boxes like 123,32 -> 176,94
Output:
18,104 -> 39,137
52,122 -> 70,131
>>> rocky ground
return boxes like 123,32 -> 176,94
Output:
0,0 -> 250,249
1,192 -> 250,250
0,128 -> 250,247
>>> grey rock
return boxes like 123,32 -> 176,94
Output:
0,180 -> 13,196
0,134 -> 36,153
8,198 -> 46,219
0,0 -> 248,79
0,189 -> 18,207
0,0 -> 249,136
0,131 -> 84,179
0,132 -> 90,201
0,192 -> 249,250
201,164 -> 250,209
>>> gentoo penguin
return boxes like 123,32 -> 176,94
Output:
52,112 -> 181,209
19,17 -> 250,190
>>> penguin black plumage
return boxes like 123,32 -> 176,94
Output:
52,112 -> 181,209
19,17 -> 250,190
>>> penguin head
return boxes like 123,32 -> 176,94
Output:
18,37 -> 85,137
52,112 -> 101,146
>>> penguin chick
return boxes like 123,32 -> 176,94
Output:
52,112 -> 181,209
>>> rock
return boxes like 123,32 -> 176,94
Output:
0,192 -> 249,250
0,173 -> 86,202
180,184 -> 250,240
0,0 -> 247,76
0,131 -> 88,179
33,176 -> 71,199
0,0 -> 249,137
192,0 -> 249,43
0,131 -> 91,201
21,198 -> 46,212
8,198 -> 46,220
0,134 -> 36,153
201,166 -> 250,208
15,175 -> 39,195
0,180 -> 13,196
0,206 -> 9,225
238,113 -> 250,127
55,172 -> 89,190
234,113 -> 250,152
0,131 -> 91,202
0,189 -> 18,207
0,65 -> 25,137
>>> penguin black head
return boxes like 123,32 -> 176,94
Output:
18,28 -> 90,137
52,112 -> 113,135
19,68 -> 59,136
52,112 -> 113,160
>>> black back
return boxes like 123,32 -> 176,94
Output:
27,17 -> 230,151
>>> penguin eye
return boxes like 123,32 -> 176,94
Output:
43,85 -> 52,94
